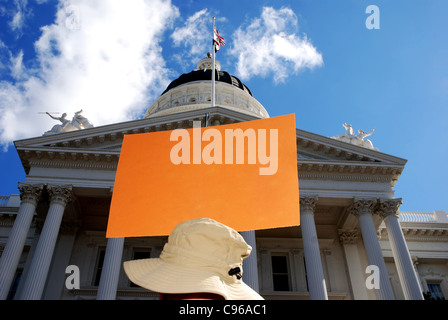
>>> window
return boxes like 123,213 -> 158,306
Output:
93,249 -> 106,286
427,283 -> 445,300
271,255 -> 290,291
133,250 -> 151,260
130,250 -> 151,287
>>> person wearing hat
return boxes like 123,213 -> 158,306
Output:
123,218 -> 264,300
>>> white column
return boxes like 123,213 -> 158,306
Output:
378,198 -> 424,300
300,196 -> 328,300
412,258 -> 424,293
350,198 -> 395,300
96,237 -> 125,300
43,224 -> 79,299
0,183 -> 43,300
338,229 -> 370,300
20,184 -> 72,300
240,230 -> 260,293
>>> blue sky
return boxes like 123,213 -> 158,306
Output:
0,0 -> 447,213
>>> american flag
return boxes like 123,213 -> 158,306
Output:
214,26 -> 225,52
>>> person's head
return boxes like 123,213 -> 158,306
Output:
124,218 -> 263,300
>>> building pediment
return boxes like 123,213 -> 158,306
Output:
295,127 -> 406,186
14,107 -> 406,184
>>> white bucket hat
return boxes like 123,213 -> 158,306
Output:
123,218 -> 263,300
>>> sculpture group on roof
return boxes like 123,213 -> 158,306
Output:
43,109 -> 94,136
331,123 -> 378,150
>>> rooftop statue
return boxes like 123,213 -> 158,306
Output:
43,109 -> 94,136
331,123 -> 378,150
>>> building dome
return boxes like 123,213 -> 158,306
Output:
143,55 -> 269,119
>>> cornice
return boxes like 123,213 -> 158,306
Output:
19,146 -> 120,158
14,108 -> 251,173
379,228 -> 448,242
14,108 -> 406,181
298,159 -> 403,175
14,107 -> 259,148
379,222 -> 448,242
296,128 -> 407,165
297,160 -> 404,186
21,152 -> 403,183
298,172 -> 396,183
17,147 -> 120,173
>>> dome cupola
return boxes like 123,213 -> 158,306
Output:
143,54 -> 269,119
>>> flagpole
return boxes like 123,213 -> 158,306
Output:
211,17 -> 216,108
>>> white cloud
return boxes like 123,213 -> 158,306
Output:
8,0 -> 30,32
170,8 -> 211,65
10,9 -> 24,31
171,9 -> 208,50
0,0 -> 180,146
10,50 -> 25,80
229,7 -> 323,83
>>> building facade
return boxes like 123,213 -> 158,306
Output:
0,57 -> 447,300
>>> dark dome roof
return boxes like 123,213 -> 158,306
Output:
161,69 -> 253,96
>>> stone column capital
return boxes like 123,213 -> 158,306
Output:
338,229 -> 360,245
348,197 -> 377,217
299,195 -> 319,213
377,198 -> 402,219
47,184 -> 73,207
18,182 -> 44,206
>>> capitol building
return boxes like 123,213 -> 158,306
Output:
0,56 -> 447,300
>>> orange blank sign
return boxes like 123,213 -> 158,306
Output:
106,114 -> 300,238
